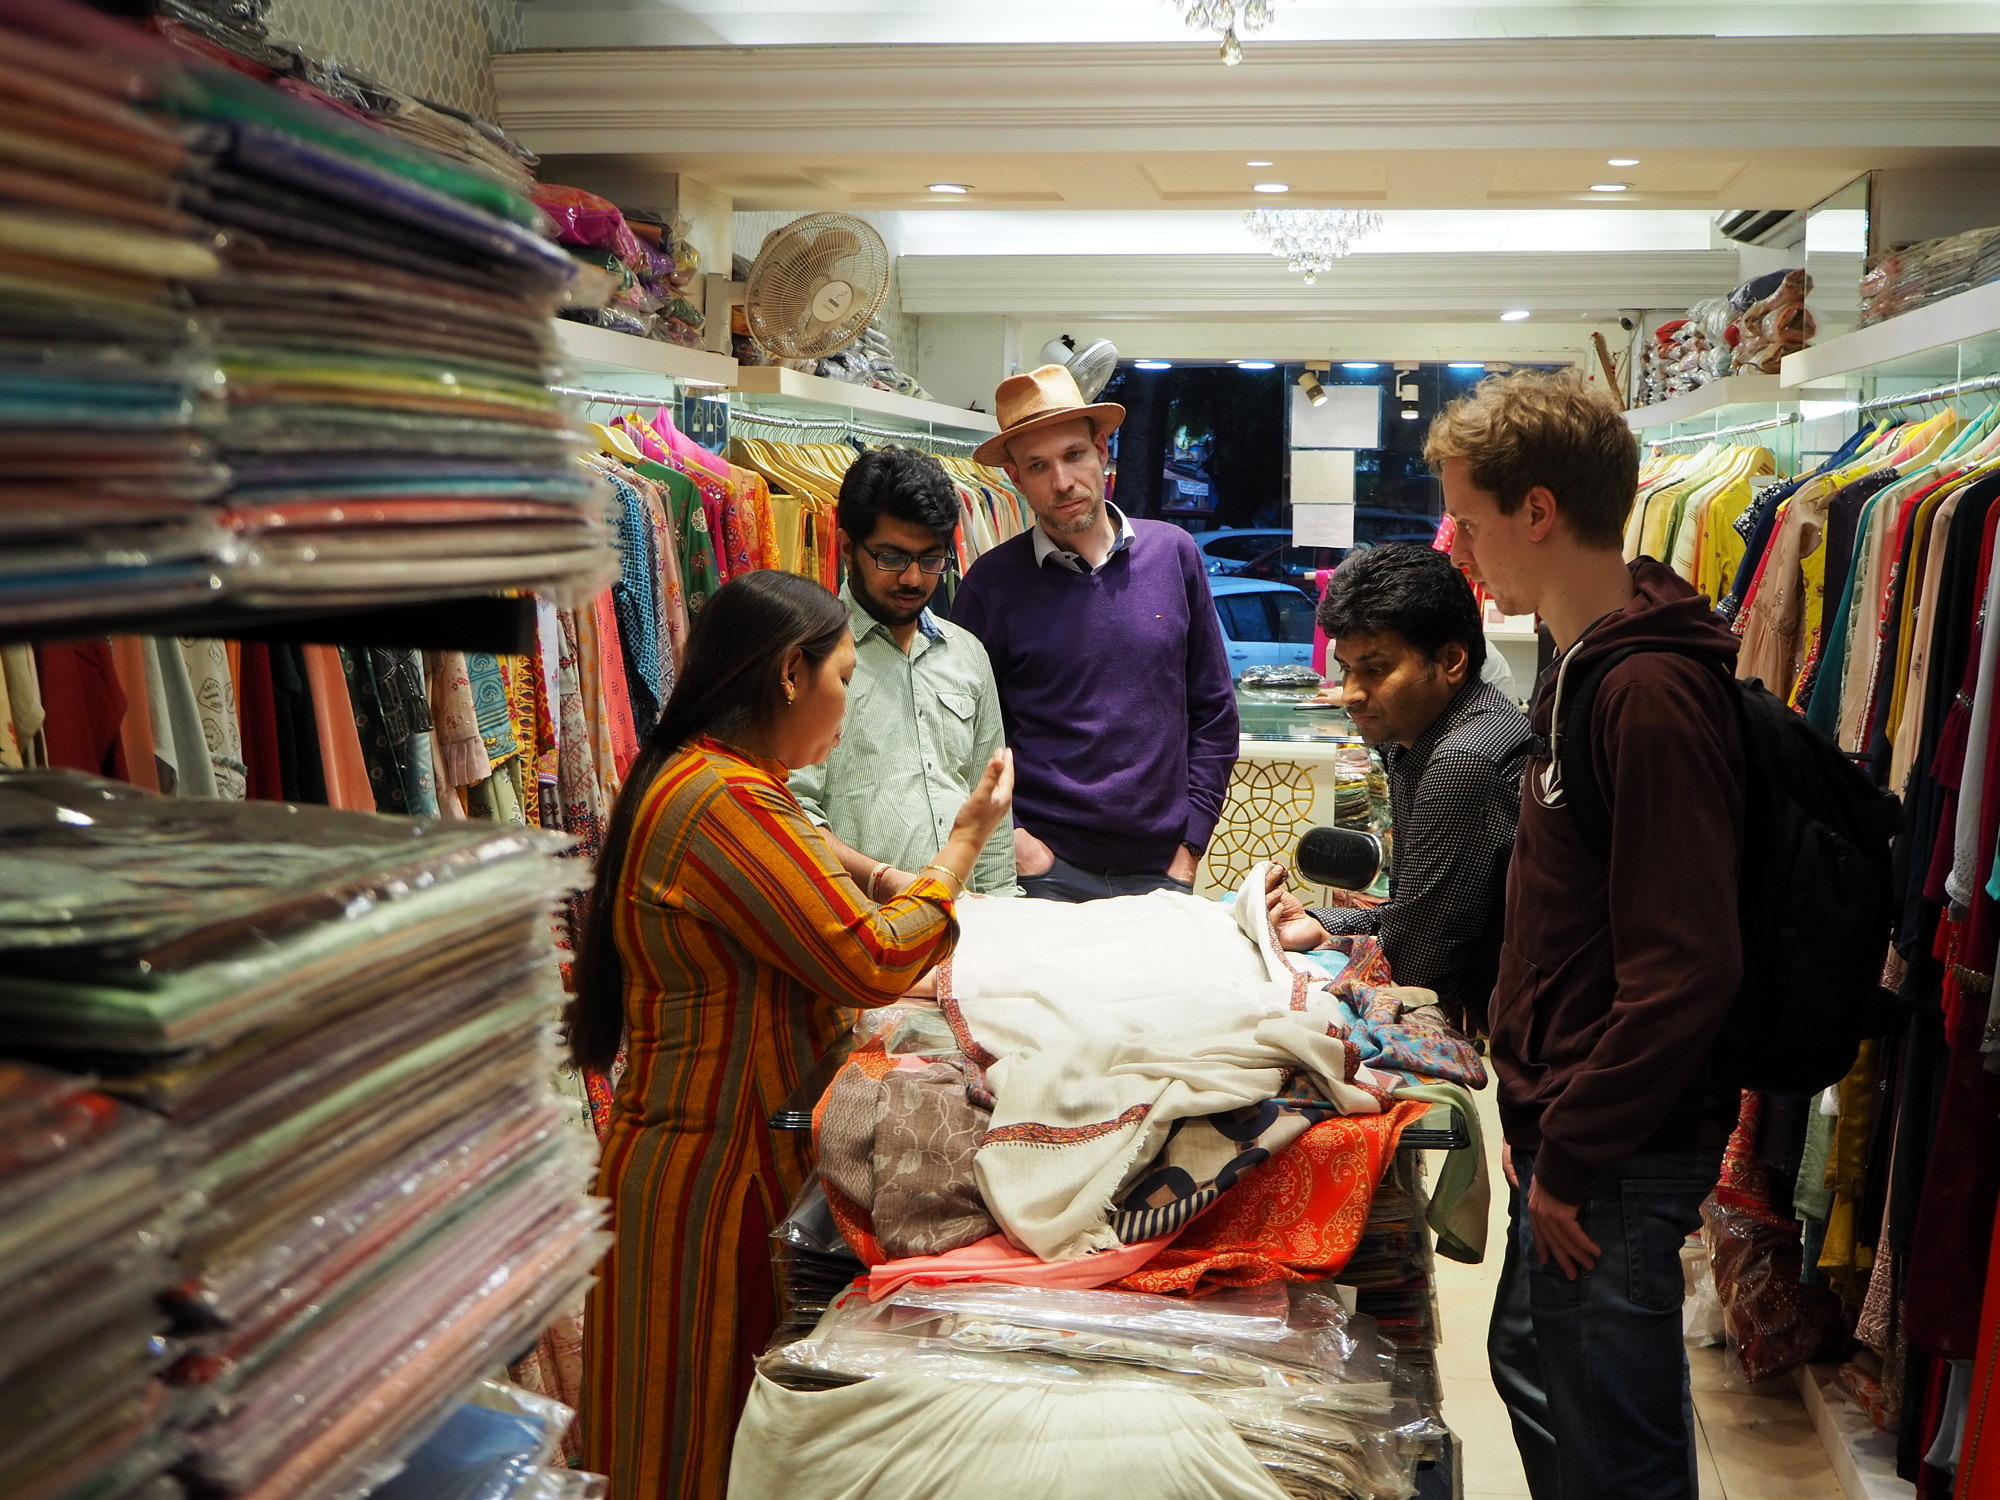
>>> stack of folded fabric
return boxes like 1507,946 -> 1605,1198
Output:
2,0 -> 617,628
540,184 -> 706,347
0,769 -> 609,1500
0,1062 -> 182,1500
1340,1154 -> 1441,1416
1860,225 -> 2000,327
368,1379 -> 598,1500
755,1280 -> 1442,1500
0,3 -> 235,627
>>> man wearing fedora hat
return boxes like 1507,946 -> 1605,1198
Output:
952,364 -> 1239,901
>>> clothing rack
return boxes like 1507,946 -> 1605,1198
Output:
730,406 -> 985,456
1853,372 -> 2000,416
550,383 -> 683,407
1648,411 -> 1801,448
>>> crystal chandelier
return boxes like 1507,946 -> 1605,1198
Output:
1170,0 -> 1278,65
1244,209 -> 1384,284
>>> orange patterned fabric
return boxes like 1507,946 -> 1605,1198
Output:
1115,1099 -> 1428,1295
580,740 -> 958,1500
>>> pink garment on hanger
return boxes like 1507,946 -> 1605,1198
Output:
302,645 -> 375,812
862,1233 -> 1172,1302
649,406 -> 731,484
590,591 -> 642,784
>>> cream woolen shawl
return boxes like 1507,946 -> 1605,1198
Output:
942,863 -> 1393,1261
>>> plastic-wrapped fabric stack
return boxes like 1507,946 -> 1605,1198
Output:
0,1063 -> 182,1500
756,1280 -> 1444,1500
0,769 -> 610,1500
369,1380 -> 604,1500
0,0 -> 617,626
540,185 -> 705,347
1860,225 -> 2000,327
0,3 -> 235,627
1337,1153 -> 1442,1417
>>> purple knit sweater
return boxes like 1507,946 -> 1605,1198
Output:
950,519 -> 1239,873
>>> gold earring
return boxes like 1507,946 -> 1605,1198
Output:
784,683 -> 796,705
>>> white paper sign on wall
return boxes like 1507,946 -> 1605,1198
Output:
1289,383 -> 1382,449
1294,503 -> 1355,548
1292,448 -> 1356,549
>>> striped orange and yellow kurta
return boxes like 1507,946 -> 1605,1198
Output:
580,736 -> 957,1500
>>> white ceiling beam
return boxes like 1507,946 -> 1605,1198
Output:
496,38 -> 2000,157
896,250 -> 1742,319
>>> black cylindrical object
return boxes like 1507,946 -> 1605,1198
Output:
1295,826 -> 1383,892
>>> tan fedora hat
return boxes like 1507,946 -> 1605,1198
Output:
972,364 -> 1126,468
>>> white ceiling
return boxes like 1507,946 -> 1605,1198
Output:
516,0 -> 2000,47
895,210 -> 1721,257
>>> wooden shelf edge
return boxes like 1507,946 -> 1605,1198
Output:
731,364 -> 1000,435
1780,281 -> 2000,389
554,320 -> 738,387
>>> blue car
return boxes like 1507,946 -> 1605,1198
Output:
1190,527 -> 1294,577
1209,577 -> 1318,674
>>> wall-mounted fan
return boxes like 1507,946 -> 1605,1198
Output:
744,212 -> 891,360
1039,334 -> 1120,401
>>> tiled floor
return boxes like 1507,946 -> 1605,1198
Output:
1432,1088 -> 1846,1500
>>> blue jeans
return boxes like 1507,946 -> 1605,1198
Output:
1488,1146 -> 1722,1500
1020,854 -> 1192,903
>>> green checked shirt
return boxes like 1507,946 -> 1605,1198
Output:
790,585 -> 1020,896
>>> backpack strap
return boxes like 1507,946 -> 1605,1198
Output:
1549,643 -> 1735,862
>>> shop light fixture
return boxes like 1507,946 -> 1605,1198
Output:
1252,182 -> 1290,194
1608,157 -> 1640,167
1341,361 -> 1380,371
1400,406 -> 1422,420
1447,362 -> 1486,371
1499,309 -> 1531,322
927,183 -> 971,195
1589,182 -> 1632,193
1247,160 -> 1274,167
1234,360 -> 1276,369
1134,359 -> 1174,370
1297,370 -> 1328,406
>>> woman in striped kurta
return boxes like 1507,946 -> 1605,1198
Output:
567,571 -> 1012,1500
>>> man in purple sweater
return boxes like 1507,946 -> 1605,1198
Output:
952,365 -> 1239,901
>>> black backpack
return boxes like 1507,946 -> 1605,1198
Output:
1551,645 -> 1906,1096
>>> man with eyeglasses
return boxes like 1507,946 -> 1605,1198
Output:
790,446 -> 1020,898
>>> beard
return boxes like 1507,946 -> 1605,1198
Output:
1041,496 -> 1102,535
853,578 -> 930,628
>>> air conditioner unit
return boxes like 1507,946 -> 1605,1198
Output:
1714,209 -> 1806,247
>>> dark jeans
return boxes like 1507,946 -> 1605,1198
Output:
1020,854 -> 1192,903
1488,1146 -> 1723,1500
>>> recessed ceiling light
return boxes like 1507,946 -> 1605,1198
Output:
1341,361 -> 1380,371
1247,160 -> 1274,167
1500,309 -> 1531,322
1234,360 -> 1276,370
1134,359 -> 1173,371
1607,157 -> 1640,167
1589,182 -> 1632,193
927,183 -> 971,194
1252,183 -> 1290,194
1448,362 -> 1486,371
1400,407 -> 1422,420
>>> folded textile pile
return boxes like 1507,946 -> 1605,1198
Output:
369,1380 -> 601,1500
0,769 -> 609,1500
1339,1154 -> 1442,1414
0,2 -> 234,626
1861,225 -> 2000,327
540,185 -> 706,346
0,0 -> 616,629
753,1280 -> 1442,1500
0,1063 -> 181,1500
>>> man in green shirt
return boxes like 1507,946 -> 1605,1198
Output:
791,447 -> 1019,897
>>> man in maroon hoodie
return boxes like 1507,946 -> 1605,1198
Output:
1430,371 -> 1745,1500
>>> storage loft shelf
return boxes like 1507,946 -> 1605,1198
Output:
0,595 -> 537,653
1781,280 -> 2000,389
554,319 -> 738,388
731,365 -> 1001,436
1625,374 -> 1786,431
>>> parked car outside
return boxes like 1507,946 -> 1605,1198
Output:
1190,528 -> 1295,576
1208,576 -> 1318,674
1238,542 -> 1345,595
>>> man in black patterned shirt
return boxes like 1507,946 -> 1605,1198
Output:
1266,544 -> 1530,1031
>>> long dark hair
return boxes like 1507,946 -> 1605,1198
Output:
565,571 -> 851,1073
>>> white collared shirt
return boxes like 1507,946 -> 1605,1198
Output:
1030,501 -> 1137,575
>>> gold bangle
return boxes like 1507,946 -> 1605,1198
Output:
918,862 -> 966,896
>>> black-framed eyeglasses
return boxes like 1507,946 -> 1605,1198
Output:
860,543 -> 955,575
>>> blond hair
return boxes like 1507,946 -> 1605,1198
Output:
1424,370 -> 1638,549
